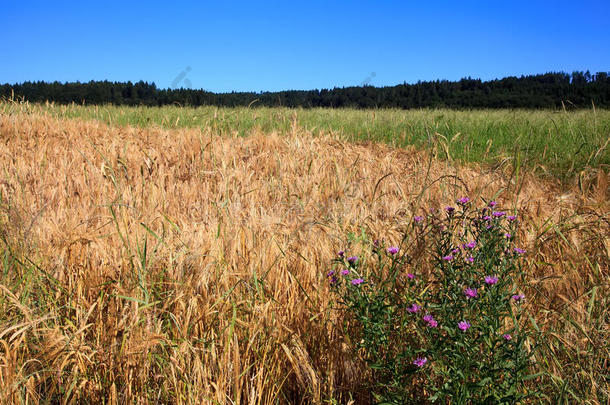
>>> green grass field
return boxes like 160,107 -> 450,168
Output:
3,102 -> 609,183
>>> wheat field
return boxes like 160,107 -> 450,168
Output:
3,102 -> 610,184
0,108 -> 608,403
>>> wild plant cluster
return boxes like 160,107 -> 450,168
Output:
329,198 -> 541,403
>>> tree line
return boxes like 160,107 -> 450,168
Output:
2,71 -> 609,109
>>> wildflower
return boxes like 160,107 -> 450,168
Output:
413,356 -> 427,367
458,321 -> 471,331
407,303 -> 421,313
446,206 -> 455,214
373,239 -> 380,248
466,256 -> 474,263
340,269 -> 350,276
351,278 -> 364,286
414,215 -> 424,223
507,215 -> 517,221
387,246 -> 399,255
512,294 -> 525,302
347,256 -> 358,264
451,248 -> 459,254
505,233 -> 512,239
482,215 -> 492,221
423,314 -> 438,328
442,255 -> 454,261
503,334 -> 512,341
327,270 -> 335,277
492,211 -> 506,218
484,275 -> 499,285
330,276 -> 338,284
457,196 -> 470,205
465,240 -> 477,249
489,201 -> 498,208
337,250 -> 344,257
513,247 -> 526,255
464,288 -> 478,298
406,273 -> 415,279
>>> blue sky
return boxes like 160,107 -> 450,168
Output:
2,1 -> 609,92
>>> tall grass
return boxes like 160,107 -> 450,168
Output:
0,106 -> 608,403
1,101 -> 609,184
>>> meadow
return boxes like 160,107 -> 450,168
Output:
2,102 -> 609,184
0,101 -> 608,403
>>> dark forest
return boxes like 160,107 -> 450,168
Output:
3,71 -> 609,109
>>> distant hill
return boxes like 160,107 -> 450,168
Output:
3,71 -> 609,109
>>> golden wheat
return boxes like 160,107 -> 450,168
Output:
0,111 -> 607,403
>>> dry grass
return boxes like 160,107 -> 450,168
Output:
0,111 -> 608,404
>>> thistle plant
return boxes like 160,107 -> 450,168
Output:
328,198 -> 541,403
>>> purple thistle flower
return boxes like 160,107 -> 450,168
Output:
327,270 -> 335,277
489,201 -> 498,208
505,233 -> 512,239
457,196 -> 470,205
423,314 -> 438,328
347,256 -> 358,263
503,334 -> 512,341
387,246 -> 399,255
337,250 -> 344,257
464,288 -> 478,298
513,247 -> 526,255
492,211 -> 506,218
330,276 -> 338,284
451,248 -> 459,254
512,294 -> 525,302
406,273 -> 415,279
458,321 -> 471,331
445,206 -> 455,213
507,215 -> 517,221
351,278 -> 364,285
413,356 -> 427,367
414,215 -> 424,223
341,269 -> 350,276
466,256 -> 474,263
466,240 -> 477,249
442,255 -> 454,261
407,304 -> 421,313
482,215 -> 492,221
484,275 -> 499,285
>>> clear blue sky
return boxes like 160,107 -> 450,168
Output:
2,0 -> 609,92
